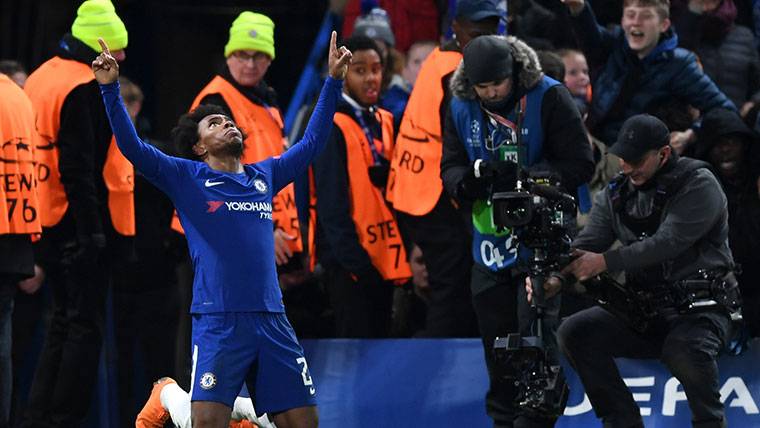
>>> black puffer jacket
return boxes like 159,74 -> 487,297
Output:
672,0 -> 760,109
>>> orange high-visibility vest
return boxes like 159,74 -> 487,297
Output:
332,110 -> 411,282
387,48 -> 462,216
24,56 -> 135,235
0,74 -> 42,236
171,76 -> 302,251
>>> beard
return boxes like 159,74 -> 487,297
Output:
482,97 -> 512,111
221,137 -> 244,158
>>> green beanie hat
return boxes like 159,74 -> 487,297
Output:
224,12 -> 275,60
71,0 -> 128,52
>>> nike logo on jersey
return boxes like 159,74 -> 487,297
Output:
205,179 -> 224,187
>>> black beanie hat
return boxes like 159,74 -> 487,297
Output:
463,35 -> 513,84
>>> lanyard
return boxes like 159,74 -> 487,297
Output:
483,95 -> 527,165
342,93 -> 384,165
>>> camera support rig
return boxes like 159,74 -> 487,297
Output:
491,178 -> 575,418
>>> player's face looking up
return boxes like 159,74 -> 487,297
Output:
193,114 -> 244,159
345,48 -> 383,106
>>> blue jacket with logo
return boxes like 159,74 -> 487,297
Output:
441,36 -> 595,272
100,78 -> 342,313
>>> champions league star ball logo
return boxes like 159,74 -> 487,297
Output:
254,179 -> 268,194
200,372 -> 217,390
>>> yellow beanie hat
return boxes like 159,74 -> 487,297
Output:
224,12 -> 275,59
71,0 -> 128,52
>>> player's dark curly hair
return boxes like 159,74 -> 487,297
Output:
171,104 -> 229,160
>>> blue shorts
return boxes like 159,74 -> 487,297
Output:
189,312 -> 317,413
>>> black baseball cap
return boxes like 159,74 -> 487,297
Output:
455,0 -> 502,21
463,35 -> 513,84
610,114 -> 670,162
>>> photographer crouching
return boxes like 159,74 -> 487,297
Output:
529,114 -> 742,428
441,35 -> 594,428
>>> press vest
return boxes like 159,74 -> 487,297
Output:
451,76 -> 559,272
387,48 -> 462,216
172,76 -> 302,251
0,75 -> 42,236
333,110 -> 412,281
24,56 -> 135,235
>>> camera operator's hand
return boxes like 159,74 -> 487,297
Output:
525,276 -> 563,303
564,249 -> 606,281
474,159 -> 519,188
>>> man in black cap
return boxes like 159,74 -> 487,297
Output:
441,35 -> 594,427
530,113 -> 739,428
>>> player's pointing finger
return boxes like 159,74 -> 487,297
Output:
98,37 -> 111,55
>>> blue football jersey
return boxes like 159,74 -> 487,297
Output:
101,78 -> 342,313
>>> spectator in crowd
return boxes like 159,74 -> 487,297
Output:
0,63 -> 42,428
387,0 -> 501,339
382,40 -> 437,131
536,50 -> 566,81
313,35 -> 411,338
21,1 -> 135,425
558,49 -> 592,116
0,60 -> 27,87
441,35 -> 594,427
671,0 -> 760,118
507,0 -> 576,49
112,76 -> 179,428
352,7 -> 403,95
696,108 -> 760,337
563,0 -> 735,153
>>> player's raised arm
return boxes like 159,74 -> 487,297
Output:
271,31 -> 351,191
95,37 -> 171,181
327,29 -> 352,79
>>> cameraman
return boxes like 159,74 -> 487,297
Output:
531,114 -> 737,428
441,35 -> 593,427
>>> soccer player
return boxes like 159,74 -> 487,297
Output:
92,33 -> 351,428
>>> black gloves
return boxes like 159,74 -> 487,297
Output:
474,159 -> 519,189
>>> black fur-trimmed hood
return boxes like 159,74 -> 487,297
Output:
450,35 -> 544,100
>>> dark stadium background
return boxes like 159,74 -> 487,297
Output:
0,0 -> 328,139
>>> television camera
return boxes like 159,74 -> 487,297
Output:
491,176 -> 575,418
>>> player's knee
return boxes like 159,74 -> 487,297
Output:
272,405 -> 318,428
191,403 -> 230,428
